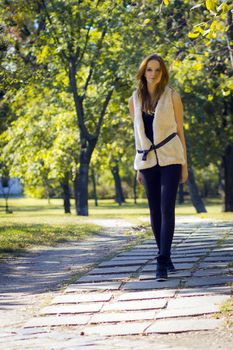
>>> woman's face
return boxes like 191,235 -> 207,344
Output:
144,59 -> 162,87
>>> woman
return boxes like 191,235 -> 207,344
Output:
128,53 -> 188,281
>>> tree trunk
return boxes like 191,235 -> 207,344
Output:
178,183 -> 184,204
73,175 -> 78,213
91,167 -> 98,207
75,155 -> 89,216
5,196 -> 9,213
74,141 -> 97,216
185,134 -> 206,213
44,181 -> 51,205
222,145 -> 233,212
221,12 -> 233,212
187,166 -> 207,213
68,56 -> 115,215
219,161 -> 224,212
133,171 -> 137,204
203,181 -> 209,198
111,164 -> 125,206
61,172 -> 71,214
1,177 -> 13,213
226,9 -> 233,68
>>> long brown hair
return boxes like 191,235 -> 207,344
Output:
136,53 -> 169,114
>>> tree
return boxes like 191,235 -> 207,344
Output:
1,0 -> 151,215
184,0 -> 233,211
0,168 -> 13,213
164,0 -> 233,211
3,0 -> 231,214
1,82 -> 79,211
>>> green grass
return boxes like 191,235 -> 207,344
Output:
219,294 -> 233,329
2,197 -> 233,221
0,197 -> 232,258
0,223 -> 101,258
220,297 -> 233,313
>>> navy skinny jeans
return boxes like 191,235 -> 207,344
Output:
140,164 -> 181,258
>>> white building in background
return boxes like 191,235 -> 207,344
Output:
0,177 -> 23,197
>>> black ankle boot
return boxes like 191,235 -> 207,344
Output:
167,257 -> 176,273
156,255 -> 168,281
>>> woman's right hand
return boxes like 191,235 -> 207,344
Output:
136,170 -> 143,185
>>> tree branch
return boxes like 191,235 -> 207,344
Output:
77,0 -> 102,65
40,0 -> 68,64
82,26 -> 107,95
94,78 -> 119,139
226,10 -> 233,68
68,58 -> 93,141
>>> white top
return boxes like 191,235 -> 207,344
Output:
133,85 -> 186,170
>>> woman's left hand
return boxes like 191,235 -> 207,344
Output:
180,165 -> 188,184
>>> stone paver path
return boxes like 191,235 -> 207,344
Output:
0,220 -> 139,337
1,218 -> 233,349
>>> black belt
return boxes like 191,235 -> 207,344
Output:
137,132 -> 177,161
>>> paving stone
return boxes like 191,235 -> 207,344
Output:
139,270 -> 191,280
188,235 -> 218,239
15,327 -> 49,337
180,236 -> 216,240
127,249 -> 157,254
176,242 -> 216,247
24,315 -> 91,328
109,256 -> 151,261
213,247 -> 233,252
182,245 -> 216,249
140,240 -> 157,244
204,256 -> 233,262
155,305 -> 221,319
76,273 -> 130,283
88,266 -> 141,275
150,257 -> 199,264
179,243 -> 216,247
52,293 -> 113,304
136,245 -> 157,249
186,275 -> 233,287
198,261 -> 229,269
167,295 -> 228,309
193,268 -> 229,277
141,263 -> 193,272
90,310 -> 156,324
209,251 -> 233,256
98,259 -> 149,267
116,289 -> 175,301
102,298 -> 167,312
173,247 -> 210,253
164,257 -> 200,263
40,302 -> 104,315
65,281 -> 122,292
123,279 -> 181,290
176,286 -> 232,297
83,321 -> 151,336
146,318 -> 223,333
172,252 -> 206,257
118,253 -> 155,257
4,220 -> 232,346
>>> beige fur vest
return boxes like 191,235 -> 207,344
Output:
133,85 -> 186,170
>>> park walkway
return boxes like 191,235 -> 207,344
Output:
0,218 -> 233,349
0,220 -> 137,337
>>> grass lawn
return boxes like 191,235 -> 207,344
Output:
0,197 -> 232,258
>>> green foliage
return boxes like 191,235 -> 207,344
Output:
0,222 -> 101,257
1,0 -> 149,204
194,164 -> 219,197
1,84 -> 79,189
0,0 -> 232,205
